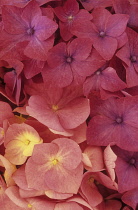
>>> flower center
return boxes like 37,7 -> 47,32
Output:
27,27 -> 35,35
24,139 -> 30,145
99,31 -> 106,38
88,176 -> 94,184
130,55 -> 137,62
129,158 -> 136,165
52,159 -> 59,165
27,203 -> 32,208
115,117 -> 123,124
66,57 -> 72,63
68,15 -> 73,21
52,105 -> 59,111
95,70 -> 101,75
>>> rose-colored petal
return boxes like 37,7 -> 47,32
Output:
58,97 -> 90,130
26,95 -> 65,132
44,163 -> 83,194
93,36 -> 117,60
52,138 -> 82,170
55,202 -> 83,210
106,14 -> 129,37
81,172 -> 103,207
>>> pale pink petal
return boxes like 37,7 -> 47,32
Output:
104,145 -> 117,181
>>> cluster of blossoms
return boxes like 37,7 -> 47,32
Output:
0,0 -> 138,209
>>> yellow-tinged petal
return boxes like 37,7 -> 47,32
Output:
5,129 -> 43,164
5,140 -> 27,165
16,130 -> 42,143
0,155 -> 16,186
23,139 -> 43,156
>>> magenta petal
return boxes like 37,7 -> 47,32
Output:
72,60 -> 94,77
87,115 -> 117,147
71,21 -> 96,39
21,0 -> 41,23
68,38 -> 92,61
43,64 -> 73,88
59,21 -> 73,41
116,43 -> 131,66
2,6 -> 26,34
23,59 -> 44,79
122,188 -> 138,210
101,67 -> 127,91
125,64 -> 138,87
115,157 -> 138,193
63,0 -> 79,15
87,96 -> 138,151
54,7 -> 67,22
92,8 -> 111,31
93,36 -> 117,60
106,14 -> 129,37
24,37 -> 53,61
32,16 -> 58,41
72,9 -> 93,24
47,42 -> 67,68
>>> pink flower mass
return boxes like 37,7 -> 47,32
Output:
0,0 -> 138,209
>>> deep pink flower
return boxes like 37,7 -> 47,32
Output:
113,0 -> 138,31
43,38 -> 106,87
1,1 -> 58,60
83,65 -> 126,97
72,8 -> 129,60
112,146 -> 138,193
79,0 -> 112,11
116,27 -> 138,87
122,188 -> 138,210
0,0 -> 56,7
23,58 -> 45,79
54,0 -> 92,41
87,96 -> 138,151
